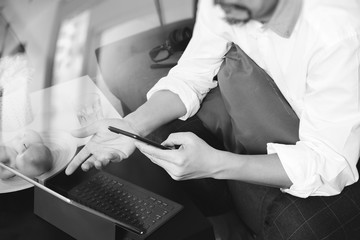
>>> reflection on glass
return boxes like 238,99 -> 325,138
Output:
0,55 -> 34,132
52,10 -> 90,84
74,92 -> 103,127
0,14 -> 26,58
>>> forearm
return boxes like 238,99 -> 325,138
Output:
214,150 -> 292,188
124,90 -> 187,136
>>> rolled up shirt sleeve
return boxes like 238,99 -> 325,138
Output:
147,0 -> 230,120
268,35 -> 360,198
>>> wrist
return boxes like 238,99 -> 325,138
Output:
123,90 -> 186,137
209,150 -> 231,179
123,113 -> 149,137
212,150 -> 245,180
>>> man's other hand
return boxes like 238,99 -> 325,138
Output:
65,118 -> 138,175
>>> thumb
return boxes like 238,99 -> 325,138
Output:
162,132 -> 189,147
71,121 -> 100,138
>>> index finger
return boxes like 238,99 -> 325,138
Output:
65,146 -> 92,175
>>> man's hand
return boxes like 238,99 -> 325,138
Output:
65,118 -> 138,175
0,146 -> 17,180
134,132 -> 221,180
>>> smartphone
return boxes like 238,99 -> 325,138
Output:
108,126 -> 171,150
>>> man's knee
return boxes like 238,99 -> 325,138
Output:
263,189 -> 360,240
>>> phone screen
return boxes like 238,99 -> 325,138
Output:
108,126 -> 171,150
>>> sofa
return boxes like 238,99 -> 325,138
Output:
96,19 -> 360,240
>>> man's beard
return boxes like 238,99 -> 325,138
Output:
215,0 -> 253,25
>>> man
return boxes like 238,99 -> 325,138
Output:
66,0 -> 360,238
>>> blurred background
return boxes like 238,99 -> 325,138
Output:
0,0 -> 195,95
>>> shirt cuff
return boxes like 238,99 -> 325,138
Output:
267,141 -> 349,198
147,76 -> 201,120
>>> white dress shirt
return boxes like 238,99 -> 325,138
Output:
147,0 -> 360,198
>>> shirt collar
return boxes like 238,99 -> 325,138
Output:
264,0 -> 303,38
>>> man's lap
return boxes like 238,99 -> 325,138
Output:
263,175 -> 360,240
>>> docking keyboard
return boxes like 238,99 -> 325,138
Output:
68,171 -> 183,237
